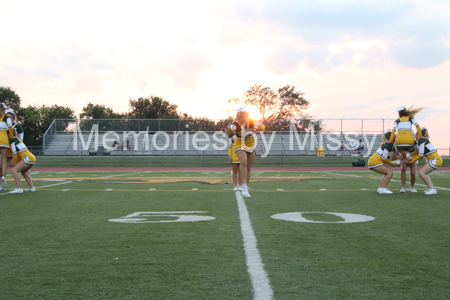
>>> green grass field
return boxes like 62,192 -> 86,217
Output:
33,155 -> 450,168
1,170 -> 450,299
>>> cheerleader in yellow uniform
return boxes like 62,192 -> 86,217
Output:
3,108 -> 24,163
368,130 -> 398,194
390,105 -> 424,156
409,128 -> 443,195
8,128 -> 36,194
228,133 -> 242,191
228,108 -> 265,198
0,103 -> 13,190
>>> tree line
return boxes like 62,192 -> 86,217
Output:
1,84 -> 321,146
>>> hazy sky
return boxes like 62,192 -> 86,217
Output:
1,0 -> 449,149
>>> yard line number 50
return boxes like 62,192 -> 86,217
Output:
109,211 -> 374,224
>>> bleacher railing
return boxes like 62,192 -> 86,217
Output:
43,118 -> 449,157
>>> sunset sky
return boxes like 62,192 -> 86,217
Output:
1,0 -> 449,150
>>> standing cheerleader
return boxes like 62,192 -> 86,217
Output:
399,140 -> 418,193
368,130 -> 398,194
0,103 -> 13,190
228,108 -> 265,198
9,128 -> 36,194
228,133 -> 241,191
409,128 -> 443,195
390,105 -> 424,157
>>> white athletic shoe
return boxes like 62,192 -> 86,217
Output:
425,189 -> 437,195
25,187 -> 36,192
233,186 -> 240,191
410,187 -> 417,193
241,184 -> 251,198
400,187 -> 406,193
1,176 -> 6,189
9,188 -> 23,194
379,188 -> 393,194
242,191 -> 251,198
238,186 -> 242,191
0,186 -> 5,191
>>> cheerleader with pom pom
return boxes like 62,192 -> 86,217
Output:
228,108 -> 265,198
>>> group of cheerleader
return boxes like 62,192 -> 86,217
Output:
368,105 -> 443,195
0,103 -> 36,194
227,107 -> 265,198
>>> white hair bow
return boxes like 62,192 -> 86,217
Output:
236,107 -> 248,113
384,129 -> 391,134
397,105 -> 406,111
5,108 -> 14,114
1,103 -> 8,109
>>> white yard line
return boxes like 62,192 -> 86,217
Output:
328,172 -> 450,191
0,180 -> 74,196
235,191 -> 273,300
100,172 -> 149,178
386,179 -> 450,191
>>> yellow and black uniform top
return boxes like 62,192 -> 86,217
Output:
368,143 -> 395,169
13,123 -> 24,140
390,116 -> 422,145
409,138 -> 443,169
0,113 -> 13,148
229,119 -> 264,139
10,137 -> 36,166
416,138 -> 436,158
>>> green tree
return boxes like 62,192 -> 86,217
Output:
0,86 -> 21,112
128,96 -> 179,119
228,84 -> 310,120
80,102 -> 123,119
17,104 -> 76,146
17,106 -> 41,146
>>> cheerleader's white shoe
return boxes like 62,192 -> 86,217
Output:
400,187 -> 406,193
410,187 -> 417,193
9,188 -> 23,194
1,176 -> 6,189
379,188 -> 393,194
241,184 -> 251,198
425,189 -> 437,195
25,187 -> 36,192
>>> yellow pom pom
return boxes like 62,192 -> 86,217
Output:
259,125 -> 265,131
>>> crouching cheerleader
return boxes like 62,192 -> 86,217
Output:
368,130 -> 398,194
409,128 -> 443,195
8,129 -> 36,194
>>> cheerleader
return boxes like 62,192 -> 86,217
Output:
409,128 -> 443,195
8,128 -> 36,194
0,103 -> 13,190
368,130 -> 398,194
399,140 -> 418,193
228,108 -> 265,198
4,108 -> 24,161
228,133 -> 241,191
390,105 -> 424,157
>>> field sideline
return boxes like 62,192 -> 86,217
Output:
1,169 -> 450,299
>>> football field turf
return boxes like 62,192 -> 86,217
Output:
1,170 -> 450,299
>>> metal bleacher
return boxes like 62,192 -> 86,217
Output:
42,118 -> 392,157
43,131 -> 382,157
